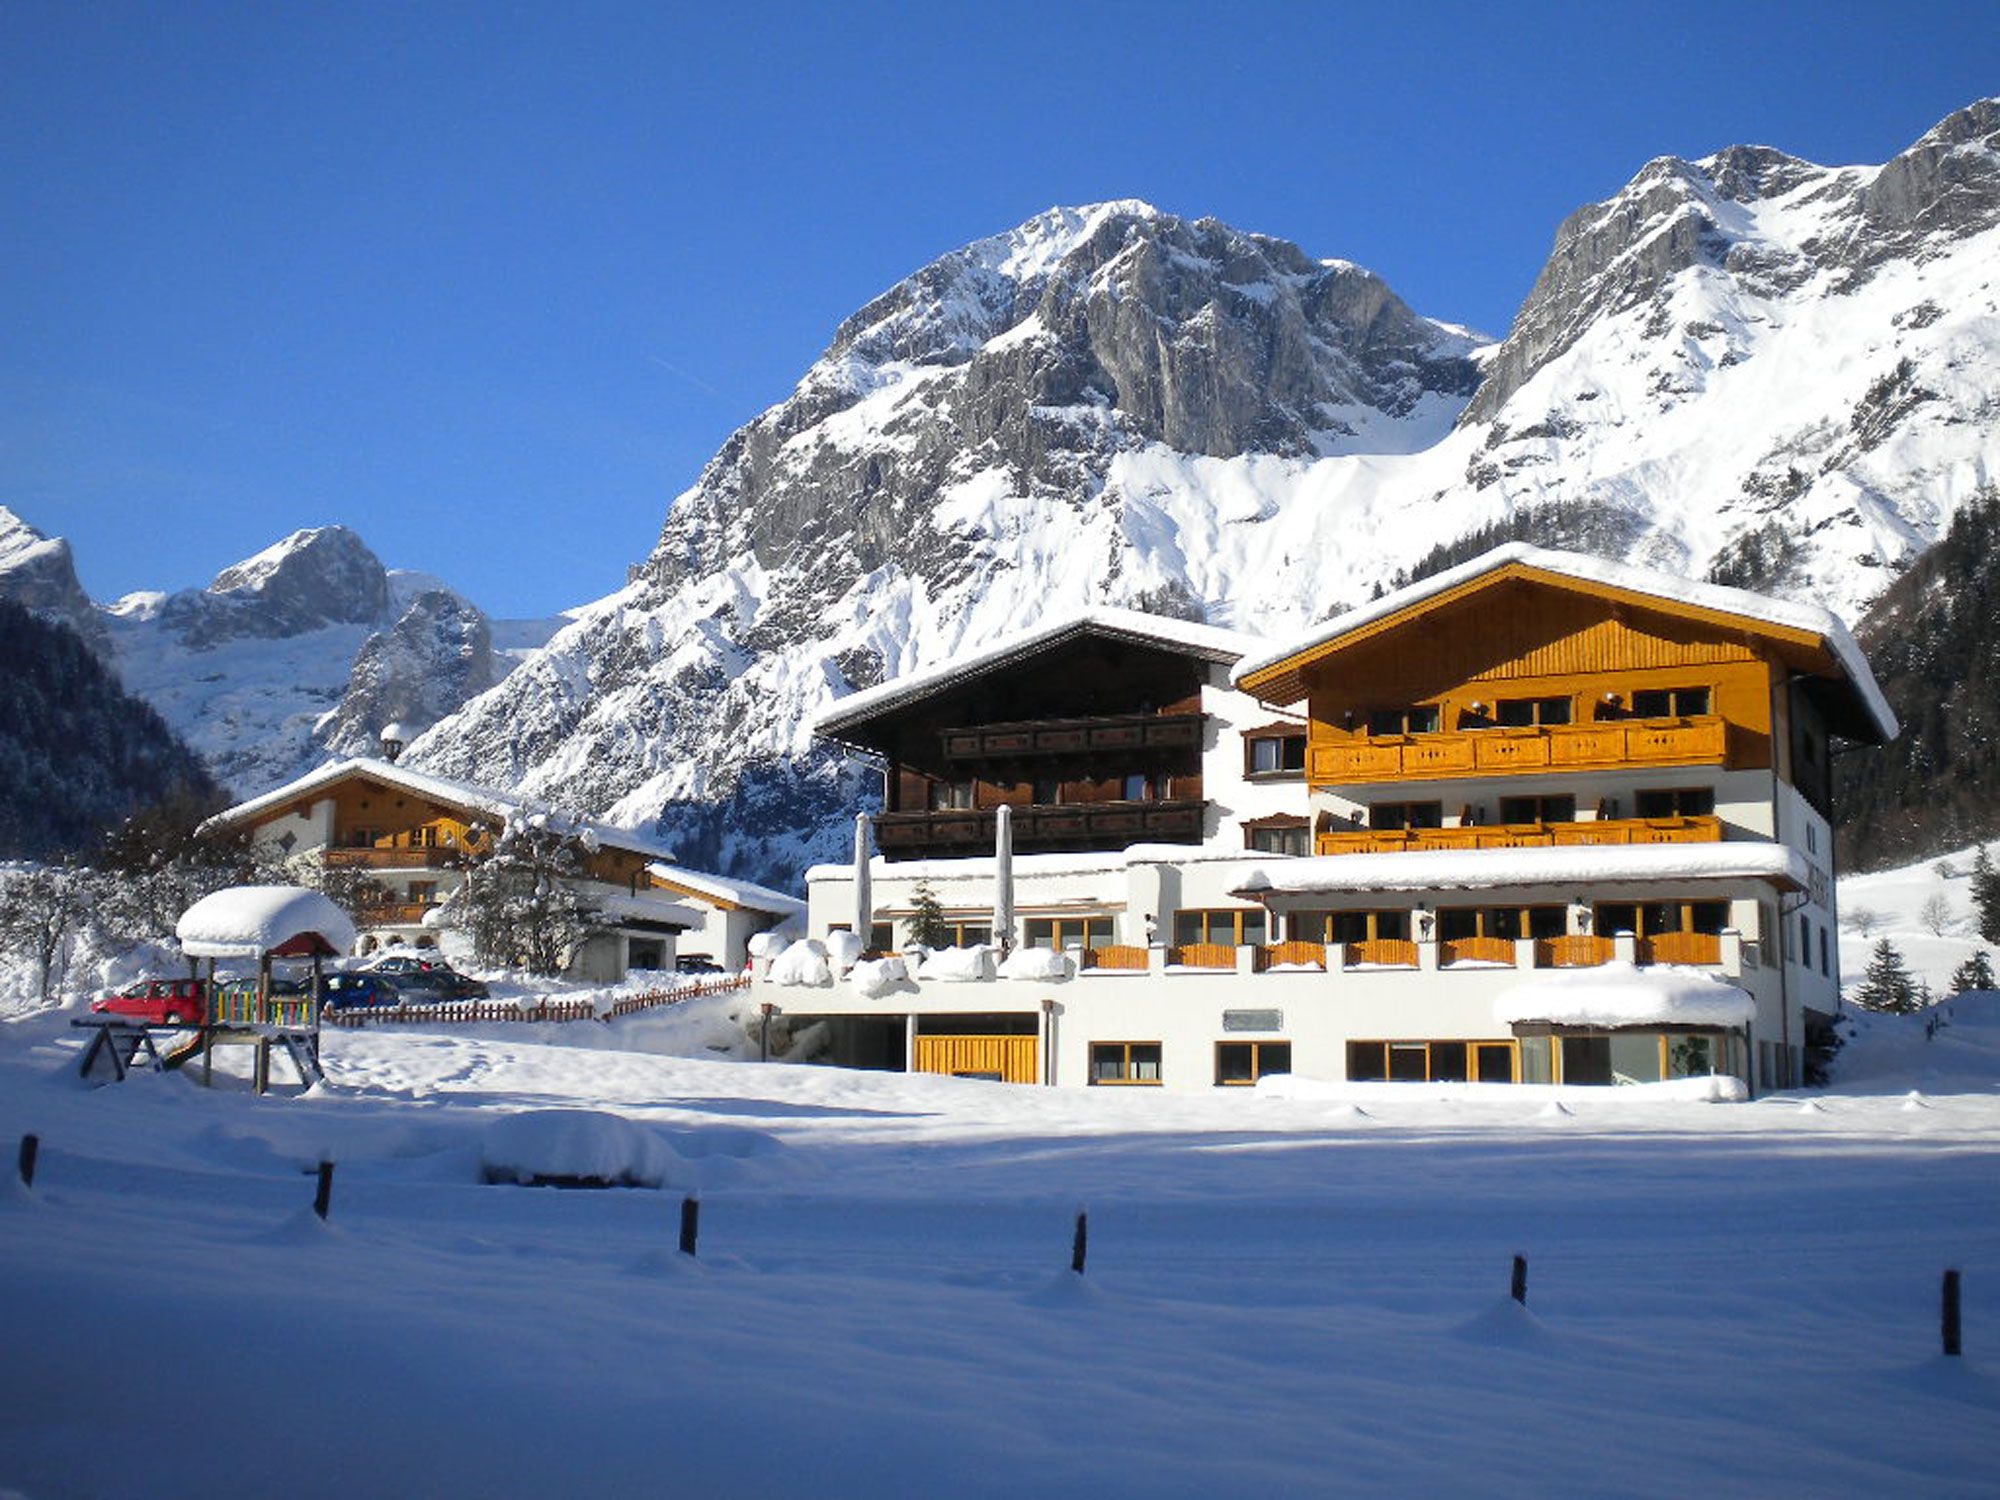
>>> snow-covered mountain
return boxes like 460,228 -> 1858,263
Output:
0,514 -> 565,799
406,100 -> 2000,889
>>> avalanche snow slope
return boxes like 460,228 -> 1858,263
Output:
410,102 -> 2000,885
1,1011 -> 1997,1499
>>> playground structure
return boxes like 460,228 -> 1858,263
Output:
75,886 -> 357,1094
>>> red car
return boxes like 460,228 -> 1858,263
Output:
92,978 -> 209,1027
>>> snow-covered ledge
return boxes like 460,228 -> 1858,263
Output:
1493,962 -> 1754,1029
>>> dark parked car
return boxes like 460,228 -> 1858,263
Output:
364,955 -> 446,978
675,955 -> 727,976
384,967 -> 489,1002
321,973 -> 403,1011
91,978 -> 208,1026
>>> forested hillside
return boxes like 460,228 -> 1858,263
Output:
0,600 -> 217,858
1835,490 -> 2000,870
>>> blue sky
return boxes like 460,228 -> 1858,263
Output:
3,1 -> 1996,618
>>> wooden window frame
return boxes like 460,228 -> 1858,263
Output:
1090,1040 -> 1163,1086
1364,704 -> 1441,737
1244,728 -> 1308,779
1215,1040 -> 1293,1086
1245,821 -> 1310,856
1369,800 -> 1444,830
1594,899 -> 1731,937
1290,909 -> 1410,944
1493,695 -> 1573,728
1628,685 -> 1713,719
1497,793 -> 1578,824
1347,1038 -> 1518,1083
1173,908 -> 1268,948
1025,915 -> 1117,952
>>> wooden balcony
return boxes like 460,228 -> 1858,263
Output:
1168,942 -> 1236,970
1638,932 -> 1723,966
325,847 -> 459,870
940,712 -> 1203,762
1343,938 -> 1419,969
1258,940 -> 1328,971
1315,814 -> 1722,857
357,902 -> 433,927
1440,936 -> 1516,967
1536,935 -> 1615,968
875,799 -> 1205,855
1308,717 -> 1730,785
1081,944 -> 1150,971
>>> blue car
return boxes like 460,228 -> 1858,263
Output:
321,973 -> 403,1011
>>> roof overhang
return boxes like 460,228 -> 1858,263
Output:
1231,544 -> 1896,744
1230,842 -> 1811,900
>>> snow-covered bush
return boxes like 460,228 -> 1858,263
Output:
478,1110 -> 677,1188
769,939 -> 833,987
825,929 -> 865,973
917,946 -> 993,982
998,946 -> 1071,981
847,956 -> 910,998
746,931 -> 788,963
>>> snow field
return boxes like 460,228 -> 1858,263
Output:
2,1007 -> 1997,1498
1838,842 -> 1996,997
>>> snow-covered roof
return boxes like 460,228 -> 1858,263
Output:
1232,543 -> 1897,742
645,862 -> 805,918
815,607 -> 1267,737
176,885 -> 359,959
1494,962 -> 1755,1029
1233,841 -> 1810,897
592,892 -> 703,931
205,757 -> 681,864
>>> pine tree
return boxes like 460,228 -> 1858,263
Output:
1949,949 -> 1997,995
1972,845 -> 2000,944
1850,938 -> 1923,1014
907,880 -> 950,949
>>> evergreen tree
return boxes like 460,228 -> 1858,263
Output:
907,880 -> 950,949
1850,938 -> 1923,1014
1972,845 -> 2000,944
1949,949 -> 1997,995
438,815 -> 603,975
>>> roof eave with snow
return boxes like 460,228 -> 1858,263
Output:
1230,543 -> 1897,744
1231,841 -> 1811,899
814,607 -> 1266,741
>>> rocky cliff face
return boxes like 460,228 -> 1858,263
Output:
315,589 -> 498,761
0,506 -> 109,655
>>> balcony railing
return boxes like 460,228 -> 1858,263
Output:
1637,931 -> 1723,966
1344,938 -> 1419,969
1308,717 -> 1730,785
1535,935 -> 1616,968
325,847 -> 460,870
940,712 -> 1203,762
1439,936 -> 1516,967
1080,944 -> 1150,971
875,799 -> 1205,854
357,902 -> 434,927
1315,814 -> 1722,857
1168,942 -> 1237,970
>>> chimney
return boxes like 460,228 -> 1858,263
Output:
380,722 -> 409,763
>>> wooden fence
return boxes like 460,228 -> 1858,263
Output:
324,974 -> 750,1029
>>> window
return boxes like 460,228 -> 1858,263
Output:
1630,686 -> 1711,718
1634,787 -> 1716,818
930,780 -> 974,810
1347,1039 -> 1503,1083
1369,800 -> 1443,830
1025,915 -> 1116,951
1246,732 -> 1307,776
1365,705 -> 1440,736
1498,794 -> 1577,824
1819,925 -> 1829,976
1799,912 -> 1811,963
408,882 -> 436,905
1495,696 -> 1572,727
1439,905 -> 1565,942
1246,823 -> 1310,856
1596,900 -> 1729,937
1121,772 -> 1164,802
1091,1041 -> 1162,1085
1174,909 -> 1267,948
928,921 -> 990,948
1293,910 -> 1410,944
1216,1041 -> 1292,1086
1032,779 -> 1060,806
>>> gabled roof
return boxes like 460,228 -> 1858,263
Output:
646,862 -> 806,918
205,757 -> 684,864
815,607 -> 1265,738
1232,543 -> 1897,743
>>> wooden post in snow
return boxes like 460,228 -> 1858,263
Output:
314,1161 -> 335,1221
1071,1210 -> 1088,1275
679,1195 -> 700,1257
1511,1255 -> 1528,1305
18,1134 -> 38,1188
1943,1269 -> 1963,1357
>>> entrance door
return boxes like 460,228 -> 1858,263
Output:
913,1035 -> 1039,1084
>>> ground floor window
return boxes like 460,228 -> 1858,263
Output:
1347,1039 -> 1516,1083
1595,899 -> 1730,937
1215,1040 -> 1291,1085
1026,915 -> 1116,951
1534,1030 -> 1730,1085
1438,905 -> 1566,942
1090,1041 -> 1162,1085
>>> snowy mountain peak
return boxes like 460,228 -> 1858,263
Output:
0,506 -> 108,652
204,524 -> 390,626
